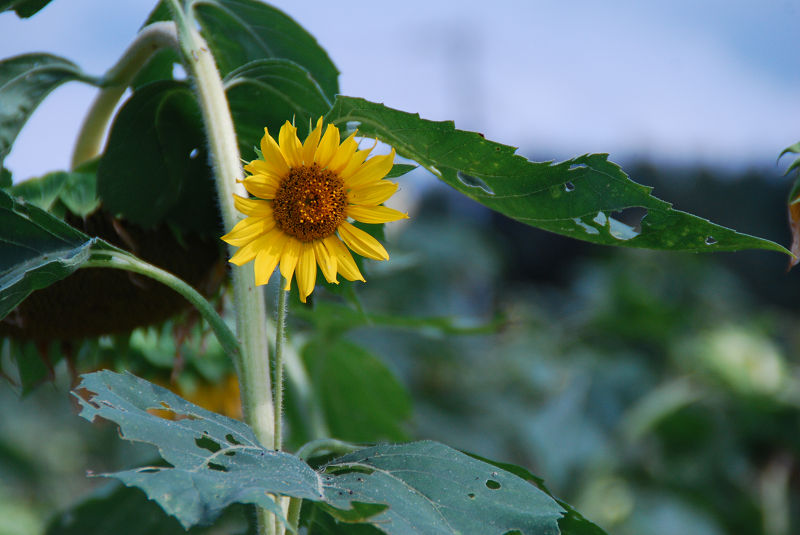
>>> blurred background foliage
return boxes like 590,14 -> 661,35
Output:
2,160 -> 799,535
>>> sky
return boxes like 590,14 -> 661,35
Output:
1,0 -> 799,182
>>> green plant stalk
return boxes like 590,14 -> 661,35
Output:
274,283 -> 289,451
83,249 -> 238,360
166,1 -> 276,533
71,21 -> 180,169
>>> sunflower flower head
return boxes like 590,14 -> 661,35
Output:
221,118 -> 408,302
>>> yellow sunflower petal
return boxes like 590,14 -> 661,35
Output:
229,232 -> 274,266
312,239 -> 338,284
323,235 -> 364,282
253,231 -> 289,285
302,117 -> 323,165
338,145 -> 373,180
279,238 -> 302,290
233,194 -> 273,216
243,176 -> 280,199
314,124 -> 340,168
347,205 -> 408,224
344,149 -> 396,189
327,132 -> 359,174
338,221 -> 389,261
278,121 -> 303,167
244,159 -> 283,181
347,180 -> 399,205
221,216 -> 274,246
260,127 -> 290,176
296,244 -> 317,303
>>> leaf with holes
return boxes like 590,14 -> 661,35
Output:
75,370 -> 324,529
0,53 -> 92,165
325,97 -> 787,255
320,441 -> 565,535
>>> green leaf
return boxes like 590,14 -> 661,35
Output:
96,81 -> 218,234
325,97 -> 787,254
0,188 -> 109,321
467,453 -> 608,535
191,0 -> 339,100
46,483 -> 254,535
302,339 -> 411,443
75,370 -> 323,529
0,0 -> 52,18
0,54 -> 91,165
76,371 -> 568,534
0,167 -> 11,188
225,59 -> 331,158
386,163 -> 417,179
57,169 -> 99,216
8,171 -> 67,211
322,441 -> 565,534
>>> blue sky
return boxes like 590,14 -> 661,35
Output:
1,0 -> 798,181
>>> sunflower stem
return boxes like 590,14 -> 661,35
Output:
166,2 -> 276,534
71,21 -> 180,169
82,249 -> 239,361
274,280 -> 289,451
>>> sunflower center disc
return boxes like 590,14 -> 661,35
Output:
272,164 -> 347,242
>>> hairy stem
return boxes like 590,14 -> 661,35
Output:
274,282 -> 289,451
71,21 -> 179,169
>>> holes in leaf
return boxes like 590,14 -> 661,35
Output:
485,479 -> 501,490
189,148 -> 199,159
564,181 -> 575,192
456,171 -> 495,195
225,434 -> 242,445
568,163 -> 587,171
224,451 -> 236,457
611,207 -> 648,229
172,63 -> 187,80
207,462 -> 228,472
467,493 -> 476,499
195,435 -> 221,453
705,236 -> 717,245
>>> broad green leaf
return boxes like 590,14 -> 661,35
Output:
325,97 -> 787,254
0,167 -> 11,187
0,0 -> 52,18
75,370 -> 323,529
322,441 -> 564,535
76,371 -> 571,534
46,483 -> 254,535
386,164 -> 417,179
302,339 -> 411,443
0,54 -> 91,165
191,0 -> 339,100
0,188 -> 111,321
225,59 -> 331,158
96,81 -> 218,234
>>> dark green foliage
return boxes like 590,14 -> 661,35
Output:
96,81 -> 218,234
0,0 -> 52,18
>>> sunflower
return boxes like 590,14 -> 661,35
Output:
221,118 -> 407,302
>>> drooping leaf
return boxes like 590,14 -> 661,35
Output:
8,169 -> 98,216
302,338 -> 411,443
325,97 -> 787,254
0,188 -> 113,321
75,371 -> 576,534
0,54 -> 91,164
225,59 -> 331,158
0,0 -> 52,18
96,81 -> 218,234
8,171 -> 67,211
46,483 -> 255,535
191,0 -> 339,100
321,441 -> 565,535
